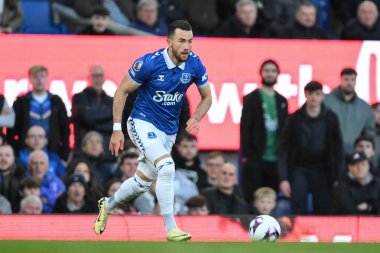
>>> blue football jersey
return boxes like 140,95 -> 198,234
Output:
128,48 -> 208,135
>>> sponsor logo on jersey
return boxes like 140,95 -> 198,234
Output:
153,91 -> 184,106
133,61 -> 143,72
180,73 -> 191,84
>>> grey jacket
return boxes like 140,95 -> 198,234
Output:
324,87 -> 375,154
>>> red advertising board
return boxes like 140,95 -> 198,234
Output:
0,215 -> 379,242
0,35 -> 379,150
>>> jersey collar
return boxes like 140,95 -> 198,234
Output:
163,48 -> 186,70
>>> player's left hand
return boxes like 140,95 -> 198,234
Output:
186,117 -> 200,135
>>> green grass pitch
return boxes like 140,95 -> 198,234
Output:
0,241 -> 380,253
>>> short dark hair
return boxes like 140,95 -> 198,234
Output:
119,152 -> 139,165
297,0 -> 316,12
92,7 -> 110,17
355,135 -> 375,150
304,81 -> 323,92
260,59 -> 280,73
341,68 -> 357,77
19,177 -> 40,191
167,20 -> 192,38
176,132 -> 197,144
28,65 -> 48,77
186,195 -> 208,209
371,102 -> 380,109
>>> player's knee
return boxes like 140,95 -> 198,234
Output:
156,157 -> 175,180
134,173 -> 152,192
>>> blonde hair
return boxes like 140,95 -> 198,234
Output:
254,187 -> 277,201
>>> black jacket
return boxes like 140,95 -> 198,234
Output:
0,164 -> 25,212
334,173 -> 380,215
74,0 -> 135,20
71,87 -> 113,149
240,89 -> 288,161
341,19 -> 380,40
201,187 -> 249,214
213,15 -> 263,38
271,20 -> 328,39
279,104 -> 344,182
53,192 -> 98,214
171,146 -> 208,191
7,92 -> 70,160
77,26 -> 115,35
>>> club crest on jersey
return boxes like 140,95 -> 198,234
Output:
133,61 -> 143,72
147,132 -> 157,139
180,73 -> 191,84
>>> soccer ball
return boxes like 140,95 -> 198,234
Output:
248,215 -> 281,242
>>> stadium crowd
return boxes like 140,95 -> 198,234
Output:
0,59 -> 380,217
0,0 -> 380,217
0,0 -> 380,39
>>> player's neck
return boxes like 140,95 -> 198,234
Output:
260,85 -> 275,96
167,48 -> 181,66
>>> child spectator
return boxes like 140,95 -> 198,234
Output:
186,195 -> 209,215
252,187 -> 277,215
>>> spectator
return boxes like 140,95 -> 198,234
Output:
186,195 -> 209,215
261,0 -> 302,26
28,150 -> 65,213
0,194 -> 12,214
72,65 -> 113,152
8,65 -> 70,160
105,178 -> 137,214
204,151 -> 226,188
0,0 -> 23,33
53,174 -> 97,213
159,0 -> 187,25
74,0 -> 134,24
341,0 -> 380,40
172,133 -> 208,190
115,152 -> 139,181
18,177 -> 41,198
214,0 -> 262,38
0,144 -> 24,212
19,126 -> 66,178
0,94 -> 15,134
269,1 -> 327,39
279,81 -> 344,215
66,158 -> 103,201
354,136 -> 377,173
324,68 -> 375,155
252,187 -> 277,215
334,152 -> 380,215
183,0 -> 219,35
202,163 -> 249,214
240,60 -> 288,202
19,195 -> 42,214
373,103 -> 380,169
73,131 -> 114,186
77,7 -> 115,35
132,0 -> 167,36
336,0 -> 380,25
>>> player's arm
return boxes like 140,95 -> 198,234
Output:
186,83 -> 212,135
110,74 -> 140,156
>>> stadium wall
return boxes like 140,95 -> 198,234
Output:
0,215 -> 379,242
0,35 -> 379,150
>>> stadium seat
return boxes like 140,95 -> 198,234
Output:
20,0 -> 67,34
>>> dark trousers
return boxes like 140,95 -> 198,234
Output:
242,159 -> 279,203
291,167 -> 333,215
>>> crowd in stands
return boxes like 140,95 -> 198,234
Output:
0,0 -> 380,40
0,59 -> 380,216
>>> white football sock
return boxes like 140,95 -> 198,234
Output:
155,157 -> 177,232
106,173 -> 151,213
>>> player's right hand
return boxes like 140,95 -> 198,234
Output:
279,180 -> 291,198
109,131 -> 124,157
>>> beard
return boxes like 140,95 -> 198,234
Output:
261,78 -> 277,87
172,48 -> 188,63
